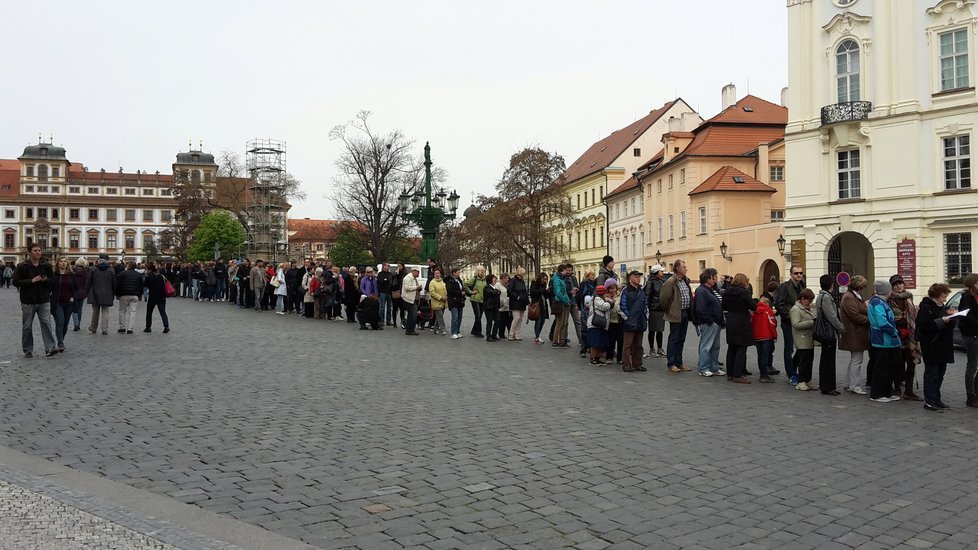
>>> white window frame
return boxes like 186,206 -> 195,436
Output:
668,214 -> 674,240
940,28 -> 970,92
837,149 -> 861,200
944,134 -> 971,190
657,217 -> 663,243
698,206 -> 707,235
836,39 -> 861,103
770,164 -> 785,182
771,209 -> 786,222
680,211 -> 687,239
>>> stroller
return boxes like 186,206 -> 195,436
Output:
416,297 -> 434,329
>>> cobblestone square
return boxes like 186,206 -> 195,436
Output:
3,291 -> 978,549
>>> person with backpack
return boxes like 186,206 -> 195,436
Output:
693,270 -> 725,377
815,274 -> 846,396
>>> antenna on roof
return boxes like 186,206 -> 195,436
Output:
49,133 -> 53,143
38,132 -> 42,143
199,140 -> 203,150
189,140 -> 193,150
747,78 -> 750,94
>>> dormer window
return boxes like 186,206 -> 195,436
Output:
192,154 -> 200,162
40,148 -> 48,157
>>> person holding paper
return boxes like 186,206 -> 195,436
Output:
916,283 -> 957,412
958,273 -> 978,408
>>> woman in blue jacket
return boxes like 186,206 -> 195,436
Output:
868,280 -> 902,403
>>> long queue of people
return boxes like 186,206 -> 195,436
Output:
14,245 -> 978,413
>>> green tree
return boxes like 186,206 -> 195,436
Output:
186,210 -> 246,262
329,224 -> 373,267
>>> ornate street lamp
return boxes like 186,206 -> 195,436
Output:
720,241 -> 732,261
776,234 -> 790,260
399,142 -> 458,261
655,250 -> 662,265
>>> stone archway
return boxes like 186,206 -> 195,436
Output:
827,231 -> 874,284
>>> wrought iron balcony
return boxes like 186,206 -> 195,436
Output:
821,101 -> 872,126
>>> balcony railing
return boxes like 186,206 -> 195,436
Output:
821,101 -> 872,126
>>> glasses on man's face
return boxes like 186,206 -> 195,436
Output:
792,272 -> 803,276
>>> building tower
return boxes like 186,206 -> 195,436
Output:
245,139 -> 287,261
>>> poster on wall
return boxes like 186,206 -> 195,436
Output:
897,239 -> 916,289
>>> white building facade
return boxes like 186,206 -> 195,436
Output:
785,0 -> 978,288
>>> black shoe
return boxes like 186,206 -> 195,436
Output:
376,327 -> 384,331
126,330 -> 133,334
635,366 -> 648,372
45,349 -> 57,357
768,369 -> 781,375
924,402 -> 943,412
163,327 -> 169,334
117,329 -> 126,333
359,326 -> 367,330
821,390 -> 841,396
143,328 -> 151,333
936,401 -> 949,409
405,331 -> 419,336
73,326 -> 80,332
743,370 -> 753,376
24,352 -> 33,358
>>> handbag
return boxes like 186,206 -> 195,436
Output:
270,276 -> 281,288
391,290 -> 402,300
813,296 -> 836,344
528,301 -> 541,321
164,279 -> 176,298
551,301 -> 564,317
591,307 -> 608,329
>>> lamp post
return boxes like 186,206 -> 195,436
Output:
655,250 -> 662,266
398,142 -> 459,261
720,241 -> 732,261
776,234 -> 791,261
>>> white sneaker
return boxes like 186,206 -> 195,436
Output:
889,395 -> 901,401
870,396 -> 894,403
698,371 -> 714,377
849,387 -> 868,395
807,383 -> 820,391
715,368 -> 726,376
451,334 -> 460,339
796,382 -> 810,391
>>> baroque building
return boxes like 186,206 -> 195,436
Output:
785,0 -> 978,287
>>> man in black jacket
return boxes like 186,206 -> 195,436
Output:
115,262 -> 143,334
377,263 -> 394,326
214,259 -> 228,301
285,261 -> 304,314
774,265 -> 806,383
13,244 -> 57,357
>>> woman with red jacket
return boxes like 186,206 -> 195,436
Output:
752,293 -> 778,383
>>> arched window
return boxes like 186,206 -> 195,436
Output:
836,40 -> 860,103
191,170 -> 201,183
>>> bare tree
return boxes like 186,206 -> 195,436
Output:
330,111 -> 445,262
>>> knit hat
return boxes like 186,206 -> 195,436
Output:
604,278 -> 618,288
595,285 -> 607,295
889,274 -> 904,286
874,279 -> 892,296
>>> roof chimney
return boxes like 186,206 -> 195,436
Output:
681,112 -> 700,131
722,83 -> 737,110
780,87 -> 789,107
668,117 -> 683,133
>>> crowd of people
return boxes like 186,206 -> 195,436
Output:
13,245 -> 978,413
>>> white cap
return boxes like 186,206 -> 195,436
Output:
650,265 -> 664,274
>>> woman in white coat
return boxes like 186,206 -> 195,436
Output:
274,262 -> 289,314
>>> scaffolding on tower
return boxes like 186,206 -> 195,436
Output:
245,139 -> 287,261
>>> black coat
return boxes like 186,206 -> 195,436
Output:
115,269 -> 144,297
917,296 -> 956,364
529,280 -> 550,318
143,272 -> 167,302
722,285 -> 756,346
377,271 -> 392,294
483,284 -> 501,311
446,277 -> 466,310
958,292 -> 978,337
12,260 -> 54,304
507,276 -> 529,311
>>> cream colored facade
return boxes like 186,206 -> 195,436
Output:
606,181 -> 646,279
548,99 -> 699,279
785,0 -> 978,287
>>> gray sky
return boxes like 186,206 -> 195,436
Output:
1,0 -> 787,218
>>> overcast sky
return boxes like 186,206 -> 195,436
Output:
1,0 -> 787,218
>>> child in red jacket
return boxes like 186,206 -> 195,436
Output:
753,294 -> 778,382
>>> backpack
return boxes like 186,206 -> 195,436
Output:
688,287 -> 700,326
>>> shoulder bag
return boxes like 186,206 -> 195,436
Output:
813,295 -> 836,344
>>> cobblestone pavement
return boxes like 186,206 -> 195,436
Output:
3,290 -> 978,549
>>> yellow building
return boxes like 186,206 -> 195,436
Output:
640,88 -> 789,293
548,98 -> 699,279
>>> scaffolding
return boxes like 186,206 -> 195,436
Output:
245,138 -> 287,262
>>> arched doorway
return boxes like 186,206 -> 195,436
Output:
827,232 -> 874,285
759,259 -> 781,289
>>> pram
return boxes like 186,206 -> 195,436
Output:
416,297 -> 434,329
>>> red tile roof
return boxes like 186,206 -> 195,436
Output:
605,149 -> 664,199
0,169 -> 19,197
68,171 -> 175,183
288,219 -> 367,242
0,159 -> 19,171
688,166 -> 777,195
562,99 -> 684,185
708,94 -> 787,125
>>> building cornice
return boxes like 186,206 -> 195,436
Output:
927,0 -> 976,16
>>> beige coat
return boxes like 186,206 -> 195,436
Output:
789,302 -> 816,350
659,275 -> 691,323
401,273 -> 421,304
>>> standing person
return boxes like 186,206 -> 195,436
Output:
227,261 -> 238,305
586,285 -> 613,366
238,259 -> 251,308
753,292 -> 778,383
596,256 -> 615,286
507,268 -> 529,341
115,262 -> 142,334
262,262 -> 276,310
285,261 -> 303,314
142,262 -> 170,333
551,265 -> 572,347
303,267 -> 321,319
70,258 -> 89,331
958,273 -> 978,408
51,258 -> 75,352
2,263 -> 13,288
603,279 -> 624,364
249,260 -> 264,311
402,267 -> 422,336
378,263 -> 393,326
466,266 -> 488,338
868,280 -> 902,403
529,272 -> 551,345
888,275 -> 921,401
483,274 -> 502,342
659,259 -> 693,373
618,271 -> 649,372
446,267 -> 466,339
14,244 -> 57,357
645,265 -> 666,358
87,254 -> 115,335
391,263 -> 406,328
775,265 -> 807,385
214,258 -> 228,301
839,276 -> 871,395
577,270 -> 597,356
343,267 -> 360,323
565,266 -> 583,349
917,283 -> 956,412
497,273 -> 511,340
179,263 -> 191,298
332,266 -> 345,320
816,274 -> 845,395
360,267 -> 378,299
428,269 -> 448,335
790,289 -> 818,391
273,262 -> 288,314
694,270 -> 725,377
723,273 -> 756,384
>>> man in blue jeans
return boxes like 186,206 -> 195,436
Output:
775,265 -> 806,385
694,270 -> 726,376
13,244 -> 57,358
659,259 -> 693,373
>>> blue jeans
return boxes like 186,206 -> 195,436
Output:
450,307 -> 463,335
756,339 -> 775,377
667,310 -> 689,368
697,322 -> 721,373
217,279 -> 227,301
191,279 -> 200,299
534,314 -> 546,339
22,302 -> 56,354
53,301 -> 74,346
781,316 -> 796,378
379,293 -> 391,324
